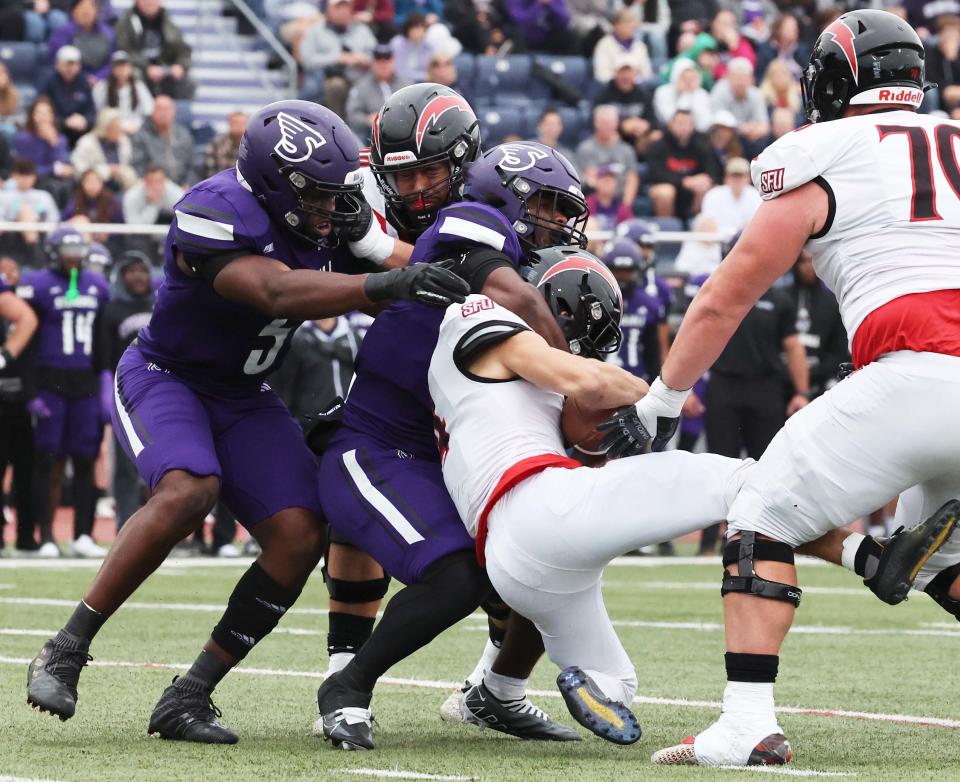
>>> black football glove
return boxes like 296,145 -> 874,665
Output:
838,361 -> 855,381
363,262 -> 470,307
336,197 -> 373,243
597,377 -> 688,457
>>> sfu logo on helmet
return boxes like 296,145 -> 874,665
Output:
825,18 -> 859,84
273,112 -> 327,163
415,94 -> 474,152
498,144 -> 550,173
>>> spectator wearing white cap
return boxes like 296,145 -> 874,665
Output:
699,156 -> 761,236
708,109 -> 744,170
592,9 -> 652,83
653,58 -> 713,133
709,56 -> 768,153
92,50 -> 154,135
40,45 -> 96,145
47,0 -> 115,83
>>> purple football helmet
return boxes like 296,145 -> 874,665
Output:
44,225 -> 89,276
602,237 -> 643,298
461,142 -> 589,255
615,218 -> 658,270
236,99 -> 364,247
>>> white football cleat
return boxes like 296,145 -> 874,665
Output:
216,543 -> 240,558
37,541 -> 61,558
69,535 -> 106,559
440,687 -> 467,723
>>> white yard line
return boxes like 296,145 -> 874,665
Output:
0,775 -> 68,782
0,628 -> 56,637
339,770 -> 476,781
0,596 -> 332,616
717,766 -> 856,778
1,655 -> 957,730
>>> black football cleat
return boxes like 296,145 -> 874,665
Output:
556,666 -> 641,745
147,677 -> 239,744
316,673 -> 374,750
27,635 -> 91,720
461,681 -> 581,741
866,499 -> 960,605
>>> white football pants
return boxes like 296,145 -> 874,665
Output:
484,451 -> 751,704
728,351 -> 960,589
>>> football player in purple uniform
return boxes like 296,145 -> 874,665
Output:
17,227 -> 111,559
314,141 -> 591,750
25,100 -> 469,743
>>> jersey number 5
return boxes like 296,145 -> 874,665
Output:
244,318 -> 293,375
877,124 -> 960,222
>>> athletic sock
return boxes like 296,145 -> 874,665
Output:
840,532 -> 884,579
327,612 -> 375,657
326,652 -> 355,676
59,600 -> 106,645
483,670 -> 528,702
176,649 -> 232,692
465,639 -> 500,688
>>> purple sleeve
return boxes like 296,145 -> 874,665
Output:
62,200 -> 78,220
53,136 -> 70,164
547,0 -> 571,25
505,0 -> 539,27
47,24 -> 74,63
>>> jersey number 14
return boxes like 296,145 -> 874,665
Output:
61,311 -> 94,356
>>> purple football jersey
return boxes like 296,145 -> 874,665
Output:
342,201 -> 522,459
613,273 -> 672,380
137,169 -> 358,397
17,268 -> 109,371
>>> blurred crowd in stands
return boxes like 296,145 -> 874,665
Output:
2,0 -> 951,555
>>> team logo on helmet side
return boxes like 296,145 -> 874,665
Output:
498,143 -> 550,173
415,94 -> 474,152
538,255 -> 623,308
825,18 -> 859,85
274,112 -> 328,163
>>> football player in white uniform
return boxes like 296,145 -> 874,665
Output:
428,247 -> 756,744
597,9 -> 960,766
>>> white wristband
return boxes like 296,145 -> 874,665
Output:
648,376 -> 690,416
348,220 -> 394,265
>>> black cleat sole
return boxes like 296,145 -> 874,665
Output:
27,697 -> 72,721
868,499 -> 960,605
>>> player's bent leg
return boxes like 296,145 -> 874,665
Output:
324,536 -> 389,675
317,549 -> 491,751
653,533 -> 798,767
27,470 -> 219,721
148,507 -> 325,744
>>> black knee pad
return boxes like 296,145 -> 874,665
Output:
924,562 -> 960,621
721,532 -> 802,607
321,534 -> 391,603
211,561 -> 303,660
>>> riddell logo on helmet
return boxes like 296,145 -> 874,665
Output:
877,88 -> 923,102
384,151 -> 418,165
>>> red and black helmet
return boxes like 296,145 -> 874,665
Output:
523,246 -> 623,358
370,83 -> 481,235
802,9 -> 933,123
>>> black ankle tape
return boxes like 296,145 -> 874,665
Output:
211,562 -> 303,660
725,652 -> 779,683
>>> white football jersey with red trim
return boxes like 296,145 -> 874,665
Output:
358,147 -> 394,237
428,295 -> 566,536
751,110 -> 960,341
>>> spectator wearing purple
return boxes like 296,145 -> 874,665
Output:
505,0 -> 578,54
585,164 -> 634,231
48,0 -> 115,84
40,46 -> 96,146
14,97 -> 73,180
389,12 -> 432,82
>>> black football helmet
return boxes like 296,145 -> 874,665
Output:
370,83 -> 481,235
802,9 -> 933,123
524,246 -> 623,358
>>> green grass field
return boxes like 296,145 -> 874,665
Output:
1,555 -> 957,782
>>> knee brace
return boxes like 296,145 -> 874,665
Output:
924,562 -> 960,621
211,561 -> 303,660
721,532 -> 802,607
321,534 -> 391,604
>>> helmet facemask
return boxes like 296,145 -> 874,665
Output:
545,273 -> 622,358
373,147 -> 468,234
278,164 -> 365,248
516,186 -> 589,253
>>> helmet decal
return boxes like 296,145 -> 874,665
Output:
498,143 -> 551,173
825,18 -> 859,85
415,94 -> 474,152
538,255 -> 623,309
274,112 -> 327,163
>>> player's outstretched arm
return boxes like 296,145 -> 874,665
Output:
210,254 -> 468,319
482,267 -> 569,351
0,291 -> 38,362
660,182 -> 827,392
491,330 -> 648,409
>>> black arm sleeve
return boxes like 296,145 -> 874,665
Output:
445,247 -> 516,294
641,323 -> 662,380
181,248 -> 250,283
